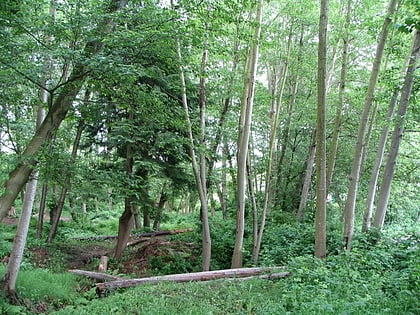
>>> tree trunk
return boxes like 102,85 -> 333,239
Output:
1,100 -> 45,301
174,17 -> 211,271
152,188 -> 168,231
252,27 -> 297,264
36,182 -> 48,239
231,0 -> 263,269
132,205 -> 141,230
114,199 -> 134,260
326,0 -> 351,191
373,30 -> 420,228
362,32 -> 416,232
342,0 -> 397,250
114,137 -> 134,260
0,0 -> 129,221
297,129 -> 316,222
314,0 -> 329,259
47,118 -> 84,243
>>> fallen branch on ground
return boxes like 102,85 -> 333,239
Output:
69,269 -> 124,281
96,267 -> 290,296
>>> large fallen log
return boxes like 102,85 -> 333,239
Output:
72,228 -> 194,241
96,267 -> 290,296
69,269 -> 124,281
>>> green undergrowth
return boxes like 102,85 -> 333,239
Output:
1,216 -> 418,314
1,227 -> 416,315
0,265 -> 80,315
50,232 -> 419,315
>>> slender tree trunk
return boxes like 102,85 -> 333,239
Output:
114,140 -> 134,260
220,140 -> 228,219
47,118 -> 84,243
174,20 -> 211,271
198,43 -> 212,271
315,0 -> 328,259
232,0 -> 263,268
1,177 -> 37,303
373,30 -> 420,228
0,0 -> 129,221
326,0 -> 351,191
246,152 -> 259,262
297,129 -> 316,222
1,98 -> 46,302
153,188 -> 168,231
36,182 -> 48,239
132,205 -> 141,230
273,28 -> 294,208
362,33 -> 416,232
342,0 -> 397,250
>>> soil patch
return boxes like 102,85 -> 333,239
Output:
30,233 -> 199,276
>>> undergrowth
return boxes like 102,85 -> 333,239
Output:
1,214 -> 418,314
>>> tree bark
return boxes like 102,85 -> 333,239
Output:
47,118 -> 84,243
326,0 -> 351,191
114,139 -> 134,260
152,187 -> 168,231
297,129 -> 316,222
362,32 -> 416,232
342,0 -> 397,250
1,172 -> 38,302
314,0 -> 329,259
174,15 -> 211,270
0,0 -> 129,221
231,0 -> 264,269
373,30 -> 420,228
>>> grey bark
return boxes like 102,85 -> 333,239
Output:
326,0 -> 351,191
373,30 -> 420,228
342,0 -> 397,250
231,0 -> 263,268
315,0 -> 329,259
362,33 -> 416,232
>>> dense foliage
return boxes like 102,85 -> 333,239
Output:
0,0 -> 419,313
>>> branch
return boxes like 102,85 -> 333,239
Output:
0,59 -> 51,93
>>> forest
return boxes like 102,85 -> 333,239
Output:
0,0 -> 419,314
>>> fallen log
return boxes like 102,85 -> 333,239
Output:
96,267 -> 289,295
69,269 -> 124,281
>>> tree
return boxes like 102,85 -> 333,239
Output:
314,0 -> 329,260
0,0 -> 129,221
342,0 -> 398,250
326,0 -> 352,192
1,108 -> 44,303
373,29 -> 420,228
231,0 -> 264,269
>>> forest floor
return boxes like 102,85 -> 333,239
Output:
29,232 -> 199,277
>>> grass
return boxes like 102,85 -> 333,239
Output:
0,214 -> 418,314
49,252 -> 419,315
